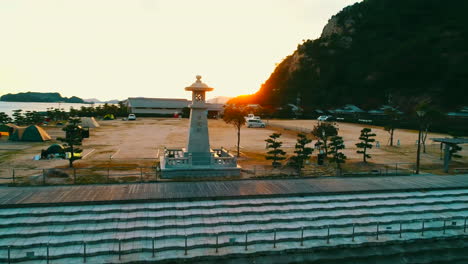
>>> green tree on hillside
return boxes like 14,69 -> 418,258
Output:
414,101 -> 444,153
290,133 -> 313,175
46,108 -> 69,121
383,108 -> 400,146
0,112 -> 12,124
12,110 -> 26,125
24,111 -> 43,125
222,105 -> 248,157
311,122 -> 338,156
329,136 -> 347,170
265,133 -> 286,168
356,128 -> 376,163
228,0 -> 468,113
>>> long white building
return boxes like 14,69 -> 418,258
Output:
125,97 -> 224,117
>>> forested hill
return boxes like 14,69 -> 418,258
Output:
231,0 -> 468,113
0,92 -> 86,103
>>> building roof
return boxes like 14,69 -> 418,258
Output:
431,138 -> 468,144
127,97 -> 224,112
447,112 -> 468,118
333,104 -> 365,114
127,97 -> 189,108
368,105 -> 403,115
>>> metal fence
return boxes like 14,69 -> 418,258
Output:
0,161 -> 419,185
248,162 -> 417,178
341,162 -> 417,176
0,166 -> 159,185
1,216 -> 466,263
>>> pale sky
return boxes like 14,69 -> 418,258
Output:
0,0 -> 358,101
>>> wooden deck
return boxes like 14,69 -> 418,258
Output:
0,174 -> 468,207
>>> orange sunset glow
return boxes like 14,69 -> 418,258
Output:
0,0 -> 358,101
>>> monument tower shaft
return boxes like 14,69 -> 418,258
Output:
185,75 -> 214,156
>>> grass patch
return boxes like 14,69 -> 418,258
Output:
74,174 -> 118,184
119,176 -> 140,182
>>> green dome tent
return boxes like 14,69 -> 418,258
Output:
0,123 -> 17,134
47,144 -> 65,154
103,114 -> 115,120
14,125 -> 52,142
80,117 -> 100,128
0,124 -> 10,137
9,126 -> 26,141
0,124 -> 9,132
6,124 -> 18,135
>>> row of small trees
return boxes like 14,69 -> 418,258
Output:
222,104 -> 463,175
70,102 -> 128,118
265,131 -> 347,171
264,126 -> 380,170
0,110 -> 43,126
263,121 -> 348,170
0,103 -> 129,126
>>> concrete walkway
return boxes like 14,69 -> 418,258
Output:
0,174 -> 467,207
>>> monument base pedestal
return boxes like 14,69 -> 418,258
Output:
160,166 -> 241,178
160,148 -> 241,179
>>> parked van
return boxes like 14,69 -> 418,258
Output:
247,119 -> 266,128
317,115 -> 333,121
128,114 -> 136,120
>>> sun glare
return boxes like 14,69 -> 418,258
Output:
0,0 -> 355,101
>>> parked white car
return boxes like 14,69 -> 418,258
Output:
317,115 -> 333,121
247,119 -> 266,128
128,114 -> 136,120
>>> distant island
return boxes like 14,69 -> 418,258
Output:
0,92 -> 88,103
84,98 -> 121,104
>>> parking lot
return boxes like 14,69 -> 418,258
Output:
0,118 -> 467,181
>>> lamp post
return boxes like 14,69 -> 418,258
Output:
415,110 -> 426,174
322,130 -> 326,155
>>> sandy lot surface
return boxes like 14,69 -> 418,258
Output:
83,118 -> 294,162
268,119 -> 468,172
0,118 -> 466,181
0,118 -> 292,169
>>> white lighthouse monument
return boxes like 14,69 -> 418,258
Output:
160,75 -> 240,178
185,75 -> 213,163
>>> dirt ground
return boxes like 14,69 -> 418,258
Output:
267,119 -> 468,173
0,118 -> 467,182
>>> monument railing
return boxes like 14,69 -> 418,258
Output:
164,148 -> 185,158
212,156 -> 237,167
163,155 -> 237,168
164,157 -> 191,167
212,148 -> 234,157
212,148 -> 224,157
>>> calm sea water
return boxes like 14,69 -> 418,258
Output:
0,101 -> 100,117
